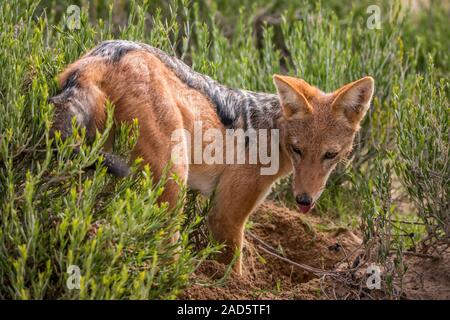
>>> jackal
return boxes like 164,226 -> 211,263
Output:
50,40 -> 374,274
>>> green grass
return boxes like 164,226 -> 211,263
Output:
0,0 -> 448,299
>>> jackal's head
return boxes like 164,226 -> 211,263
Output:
274,75 -> 374,213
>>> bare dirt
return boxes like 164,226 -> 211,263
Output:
181,201 -> 361,299
180,201 -> 450,300
402,250 -> 450,299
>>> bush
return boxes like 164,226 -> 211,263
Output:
0,0 -> 213,299
358,156 -> 406,298
355,61 -> 449,298
393,62 -> 449,252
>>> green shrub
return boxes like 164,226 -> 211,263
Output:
403,0 -> 449,79
355,60 -> 449,297
0,0 -> 213,299
357,155 -> 407,298
393,61 -> 449,251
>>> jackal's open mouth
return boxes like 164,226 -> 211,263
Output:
298,203 -> 315,214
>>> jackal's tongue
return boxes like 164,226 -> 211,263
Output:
298,204 -> 312,214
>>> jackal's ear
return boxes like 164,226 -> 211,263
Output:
332,77 -> 374,129
273,75 -> 313,119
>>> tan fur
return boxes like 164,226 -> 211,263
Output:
54,50 -> 374,275
274,74 -> 374,212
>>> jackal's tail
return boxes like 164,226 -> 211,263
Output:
48,76 -> 130,178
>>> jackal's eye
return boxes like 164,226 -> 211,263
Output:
291,145 -> 303,157
323,151 -> 338,160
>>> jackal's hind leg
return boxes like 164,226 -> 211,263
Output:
132,131 -> 188,251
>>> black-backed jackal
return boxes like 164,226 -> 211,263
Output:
50,40 -> 374,274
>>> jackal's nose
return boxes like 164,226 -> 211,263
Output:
296,193 -> 313,213
296,193 -> 312,206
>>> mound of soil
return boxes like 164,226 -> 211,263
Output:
181,201 -> 362,299
180,201 -> 450,300
402,250 -> 450,299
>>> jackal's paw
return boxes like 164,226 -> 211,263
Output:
215,248 -> 243,277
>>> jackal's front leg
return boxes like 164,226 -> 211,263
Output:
207,167 -> 272,275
